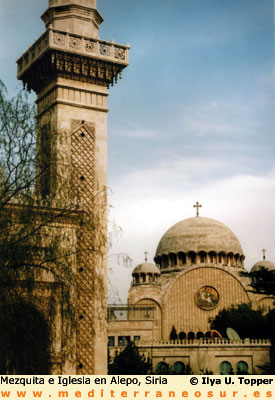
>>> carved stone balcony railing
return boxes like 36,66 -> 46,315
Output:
17,28 -> 129,91
17,28 -> 129,78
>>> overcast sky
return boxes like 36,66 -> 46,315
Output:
1,0 -> 275,302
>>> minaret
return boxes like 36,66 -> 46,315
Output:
17,0 -> 129,374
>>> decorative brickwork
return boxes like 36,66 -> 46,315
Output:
71,123 -> 96,373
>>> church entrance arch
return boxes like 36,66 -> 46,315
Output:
0,300 -> 51,374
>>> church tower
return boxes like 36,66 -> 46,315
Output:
17,0 -> 129,374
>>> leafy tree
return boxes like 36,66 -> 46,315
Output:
108,342 -> 152,374
209,304 -> 270,339
0,81 -> 78,373
241,267 -> 275,373
243,267 -> 275,298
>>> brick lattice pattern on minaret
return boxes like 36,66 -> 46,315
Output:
72,123 -> 96,373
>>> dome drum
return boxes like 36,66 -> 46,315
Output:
154,250 -> 244,271
154,217 -> 245,272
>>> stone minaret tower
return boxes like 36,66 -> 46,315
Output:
17,0 -> 129,374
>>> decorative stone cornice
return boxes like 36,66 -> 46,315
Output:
17,28 -> 129,92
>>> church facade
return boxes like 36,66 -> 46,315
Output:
108,207 -> 273,374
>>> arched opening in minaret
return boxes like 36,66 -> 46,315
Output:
0,300 -> 51,374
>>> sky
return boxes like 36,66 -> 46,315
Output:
0,0 -> 275,302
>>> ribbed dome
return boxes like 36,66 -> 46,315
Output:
132,262 -> 160,275
155,217 -> 243,256
251,260 -> 275,272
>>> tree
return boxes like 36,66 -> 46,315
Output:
0,81 -> 77,372
209,304 -> 270,339
0,81 -> 110,373
240,267 -> 275,373
108,342 -> 152,374
242,267 -> 275,298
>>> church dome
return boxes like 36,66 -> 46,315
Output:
132,262 -> 160,275
251,260 -> 275,272
154,217 -> 244,271
132,262 -> 160,286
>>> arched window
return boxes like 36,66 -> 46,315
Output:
220,361 -> 232,375
179,332 -> 186,341
205,331 -> 211,338
188,251 -> 196,264
156,361 -> 169,375
169,253 -> 177,267
178,252 -> 186,266
236,361 -> 248,374
162,254 -> 168,268
173,361 -> 185,374
198,251 -> 206,263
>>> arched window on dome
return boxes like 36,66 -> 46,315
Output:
141,273 -> 146,283
228,252 -> 233,266
173,361 -> 185,374
236,361 -> 248,375
235,254 -> 240,267
162,254 -> 168,269
156,361 -> 169,375
155,256 -> 162,269
198,251 -> 207,263
169,253 -> 177,267
218,253 -> 223,264
188,251 -> 196,265
220,361 -> 233,375
178,252 -> 186,266
148,273 -> 152,283
240,255 -> 244,267
209,251 -> 216,264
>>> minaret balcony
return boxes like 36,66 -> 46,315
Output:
17,27 -> 129,92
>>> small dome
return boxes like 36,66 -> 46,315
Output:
132,262 -> 160,275
155,217 -> 243,256
251,260 -> 275,272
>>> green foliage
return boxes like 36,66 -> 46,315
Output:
241,267 -> 275,298
109,342 -> 152,375
209,304 -> 270,339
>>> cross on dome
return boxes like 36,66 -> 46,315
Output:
262,248 -> 266,260
144,251 -> 148,262
193,201 -> 202,217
